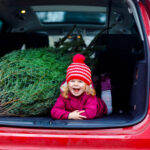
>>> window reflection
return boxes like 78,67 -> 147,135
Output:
36,11 -> 106,25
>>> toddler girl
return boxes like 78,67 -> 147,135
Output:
51,54 -> 107,120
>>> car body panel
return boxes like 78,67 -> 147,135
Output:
0,110 -> 150,149
143,0 -> 150,18
139,1 -> 150,47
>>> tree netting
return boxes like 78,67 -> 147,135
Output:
0,48 -> 78,116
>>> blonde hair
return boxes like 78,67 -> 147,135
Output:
60,82 -> 96,99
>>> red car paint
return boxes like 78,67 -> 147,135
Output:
139,1 -> 150,47
0,112 -> 150,149
145,0 -> 150,18
0,1 -> 149,149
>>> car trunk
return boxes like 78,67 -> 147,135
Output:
0,0 -> 149,129
0,33 -> 148,129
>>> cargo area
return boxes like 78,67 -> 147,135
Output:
0,0 -> 149,128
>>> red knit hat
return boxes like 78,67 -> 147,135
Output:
66,54 -> 92,85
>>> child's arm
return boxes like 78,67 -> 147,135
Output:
51,95 -> 70,120
81,96 -> 107,119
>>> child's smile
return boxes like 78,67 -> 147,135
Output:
73,87 -> 80,93
68,79 -> 86,97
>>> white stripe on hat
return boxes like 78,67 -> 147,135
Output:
67,70 -> 91,79
67,64 -> 91,72
67,68 -> 91,76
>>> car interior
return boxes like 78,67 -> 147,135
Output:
0,0 -> 149,128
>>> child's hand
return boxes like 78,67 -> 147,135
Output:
68,110 -> 87,120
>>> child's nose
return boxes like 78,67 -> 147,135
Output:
74,81 -> 78,85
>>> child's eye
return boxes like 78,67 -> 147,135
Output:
78,80 -> 83,83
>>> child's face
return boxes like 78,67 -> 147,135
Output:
68,79 -> 86,97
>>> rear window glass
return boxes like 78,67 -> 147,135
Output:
36,11 -> 106,25
0,20 -> 3,31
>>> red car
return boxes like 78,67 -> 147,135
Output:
0,0 -> 149,149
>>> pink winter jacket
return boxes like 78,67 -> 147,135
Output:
51,92 -> 107,120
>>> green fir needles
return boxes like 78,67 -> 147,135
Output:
0,48 -> 75,116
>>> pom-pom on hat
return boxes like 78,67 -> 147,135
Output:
66,54 -> 92,85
